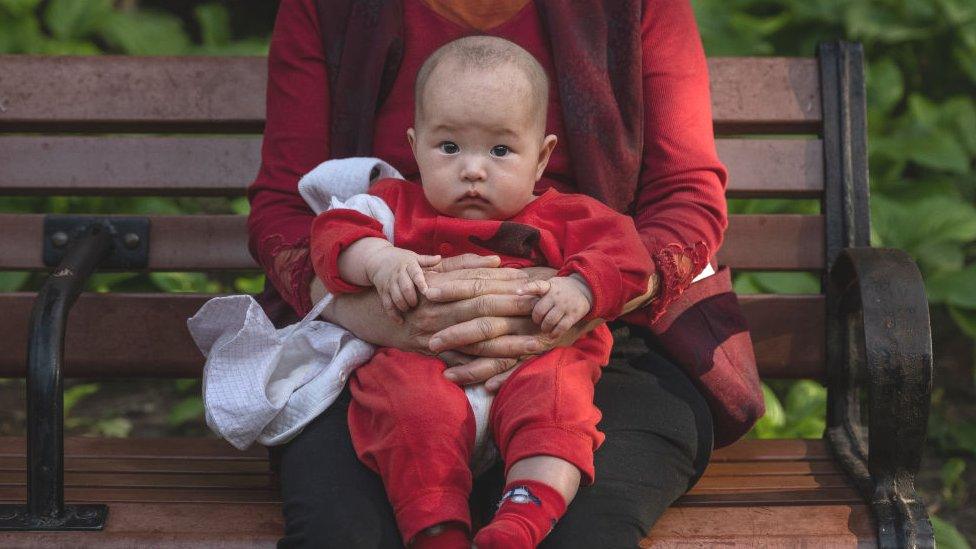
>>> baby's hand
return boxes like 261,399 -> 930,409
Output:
365,246 -> 441,319
519,274 -> 593,337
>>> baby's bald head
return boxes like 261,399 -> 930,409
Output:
414,36 -> 549,133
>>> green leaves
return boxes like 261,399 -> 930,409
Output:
751,381 -> 826,439
931,516 -> 972,549
43,0 -> 112,41
98,9 -> 190,55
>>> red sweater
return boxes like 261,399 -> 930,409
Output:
311,180 -> 653,321
247,0 -> 728,323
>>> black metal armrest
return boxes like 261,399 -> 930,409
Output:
826,247 -> 934,548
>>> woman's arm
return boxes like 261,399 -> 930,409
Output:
246,0 -> 330,317
627,0 -> 729,324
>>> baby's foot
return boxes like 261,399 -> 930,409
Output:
410,522 -> 470,549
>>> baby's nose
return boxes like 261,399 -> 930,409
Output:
460,160 -> 487,182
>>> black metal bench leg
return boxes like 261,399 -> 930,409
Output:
0,221 -> 114,531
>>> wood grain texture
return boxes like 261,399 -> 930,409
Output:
0,214 -> 824,270
0,293 -> 824,379
0,56 -> 820,133
0,136 -> 823,197
0,437 -> 873,547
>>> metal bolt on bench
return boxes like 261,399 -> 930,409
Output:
0,216 -> 149,531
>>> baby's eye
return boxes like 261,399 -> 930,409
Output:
490,145 -> 510,157
439,141 -> 460,154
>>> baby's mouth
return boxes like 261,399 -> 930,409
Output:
457,195 -> 490,205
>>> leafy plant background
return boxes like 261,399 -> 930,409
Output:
0,0 -> 974,544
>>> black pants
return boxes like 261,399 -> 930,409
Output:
270,327 -> 713,548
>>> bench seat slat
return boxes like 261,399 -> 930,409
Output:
0,213 -> 825,271
0,136 -> 824,198
0,293 -> 824,379
0,56 -> 820,134
0,502 -> 874,547
0,437 -> 875,547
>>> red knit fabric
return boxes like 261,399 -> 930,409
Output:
473,479 -> 567,548
247,0 -> 727,321
310,179 -> 653,322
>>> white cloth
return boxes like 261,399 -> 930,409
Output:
188,157 -> 497,472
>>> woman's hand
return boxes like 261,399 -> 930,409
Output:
321,256 -> 596,390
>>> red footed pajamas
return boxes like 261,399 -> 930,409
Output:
310,179 -> 652,542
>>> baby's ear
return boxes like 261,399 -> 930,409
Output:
406,128 -> 416,149
535,134 -> 558,181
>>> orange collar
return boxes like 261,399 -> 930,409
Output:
421,0 -> 531,31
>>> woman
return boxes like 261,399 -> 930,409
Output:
248,0 -> 759,546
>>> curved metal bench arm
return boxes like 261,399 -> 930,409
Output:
826,247 -> 934,548
0,218 -> 150,531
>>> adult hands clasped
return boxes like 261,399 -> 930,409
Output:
414,255 -> 583,391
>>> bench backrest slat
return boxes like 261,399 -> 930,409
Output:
0,293 -> 825,379
0,213 -> 824,271
0,137 -> 824,198
0,56 -> 819,134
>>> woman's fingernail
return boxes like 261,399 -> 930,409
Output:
443,371 -> 457,381
425,288 -> 441,299
526,342 -> 542,353
429,337 -> 443,350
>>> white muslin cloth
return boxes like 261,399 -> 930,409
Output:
188,157 -> 497,472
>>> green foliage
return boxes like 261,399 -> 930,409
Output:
0,0 -> 269,55
932,516 -> 972,549
751,381 -> 827,438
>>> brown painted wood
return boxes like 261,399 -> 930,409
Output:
718,138 -> 824,198
0,293 -> 825,378
0,502 -> 874,548
0,437 -> 871,546
0,436 -> 264,459
0,213 -> 824,271
0,137 -> 262,196
0,56 -> 820,133
710,438 -> 832,462
643,504 -> 875,547
0,136 -> 823,197
0,56 -> 267,133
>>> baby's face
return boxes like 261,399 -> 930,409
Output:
408,64 -> 556,220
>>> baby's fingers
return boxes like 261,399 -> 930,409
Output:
408,263 -> 429,295
531,296 -> 555,325
398,270 -> 419,308
551,314 -> 579,338
416,254 -> 441,268
540,307 -> 565,333
517,280 -> 550,296
390,280 -> 410,312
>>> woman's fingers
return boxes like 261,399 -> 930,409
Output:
443,357 -> 518,385
428,316 -> 528,353
485,367 -> 519,393
429,253 -> 500,272
425,278 -> 530,302
458,334 -> 553,357
437,350 -> 475,367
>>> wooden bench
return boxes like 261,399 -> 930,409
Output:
0,42 -> 933,547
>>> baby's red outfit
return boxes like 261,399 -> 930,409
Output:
310,178 -> 652,543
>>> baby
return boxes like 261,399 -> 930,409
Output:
310,36 -> 652,548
